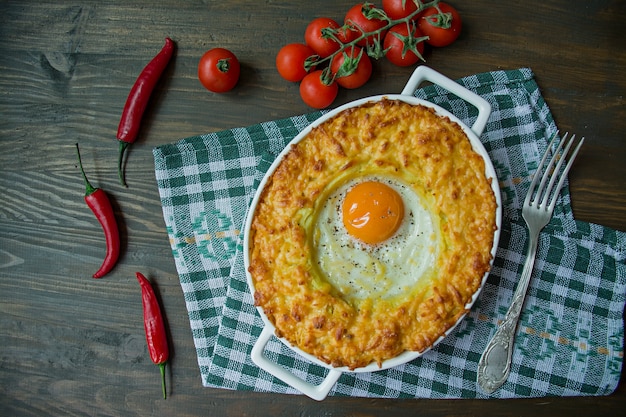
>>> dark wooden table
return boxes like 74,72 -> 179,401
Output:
1,1 -> 625,415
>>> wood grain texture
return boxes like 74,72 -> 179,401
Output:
1,0 -> 624,416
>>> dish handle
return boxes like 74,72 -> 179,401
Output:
401,66 -> 491,137
251,326 -> 342,401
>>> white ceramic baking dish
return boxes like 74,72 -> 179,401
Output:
243,66 -> 502,401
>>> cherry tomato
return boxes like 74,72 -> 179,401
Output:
276,43 -> 316,82
198,48 -> 240,93
330,46 -> 372,89
418,2 -> 462,47
304,17 -> 341,58
299,70 -> 339,109
344,3 -> 388,47
382,0 -> 419,20
383,23 -> 426,67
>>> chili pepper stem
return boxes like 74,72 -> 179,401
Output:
159,362 -> 167,399
118,141 -> 130,188
75,143 -> 97,196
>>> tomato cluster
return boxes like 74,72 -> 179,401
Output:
275,1 -> 462,109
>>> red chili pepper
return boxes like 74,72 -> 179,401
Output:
117,37 -> 175,187
136,272 -> 170,399
75,143 -> 121,278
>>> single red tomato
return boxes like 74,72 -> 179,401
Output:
383,23 -> 426,67
276,43 -> 316,82
198,48 -> 240,93
382,0 -> 419,20
418,2 -> 462,47
330,46 -> 372,89
304,17 -> 341,58
344,3 -> 388,47
299,70 -> 339,109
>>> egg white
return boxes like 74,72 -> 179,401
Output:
312,175 -> 440,304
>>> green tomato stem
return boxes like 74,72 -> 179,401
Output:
217,58 -> 232,73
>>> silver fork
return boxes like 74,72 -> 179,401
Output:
477,132 -> 584,394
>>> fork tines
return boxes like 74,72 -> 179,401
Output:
526,131 -> 585,211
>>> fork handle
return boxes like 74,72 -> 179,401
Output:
477,227 -> 540,393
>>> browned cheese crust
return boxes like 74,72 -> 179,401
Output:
248,99 -> 497,369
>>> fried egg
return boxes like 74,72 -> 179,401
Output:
312,175 -> 440,304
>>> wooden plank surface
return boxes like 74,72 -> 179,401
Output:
1,0 -> 624,416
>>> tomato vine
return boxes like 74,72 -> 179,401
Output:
305,0 -> 441,84
276,0 -> 462,108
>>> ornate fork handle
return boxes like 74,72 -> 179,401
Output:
477,132 -> 583,394
477,226 -> 540,394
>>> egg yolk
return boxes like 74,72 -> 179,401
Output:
342,181 -> 405,245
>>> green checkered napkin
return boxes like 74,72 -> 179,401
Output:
153,68 -> 626,398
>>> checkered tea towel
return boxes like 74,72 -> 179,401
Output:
153,68 -> 626,398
